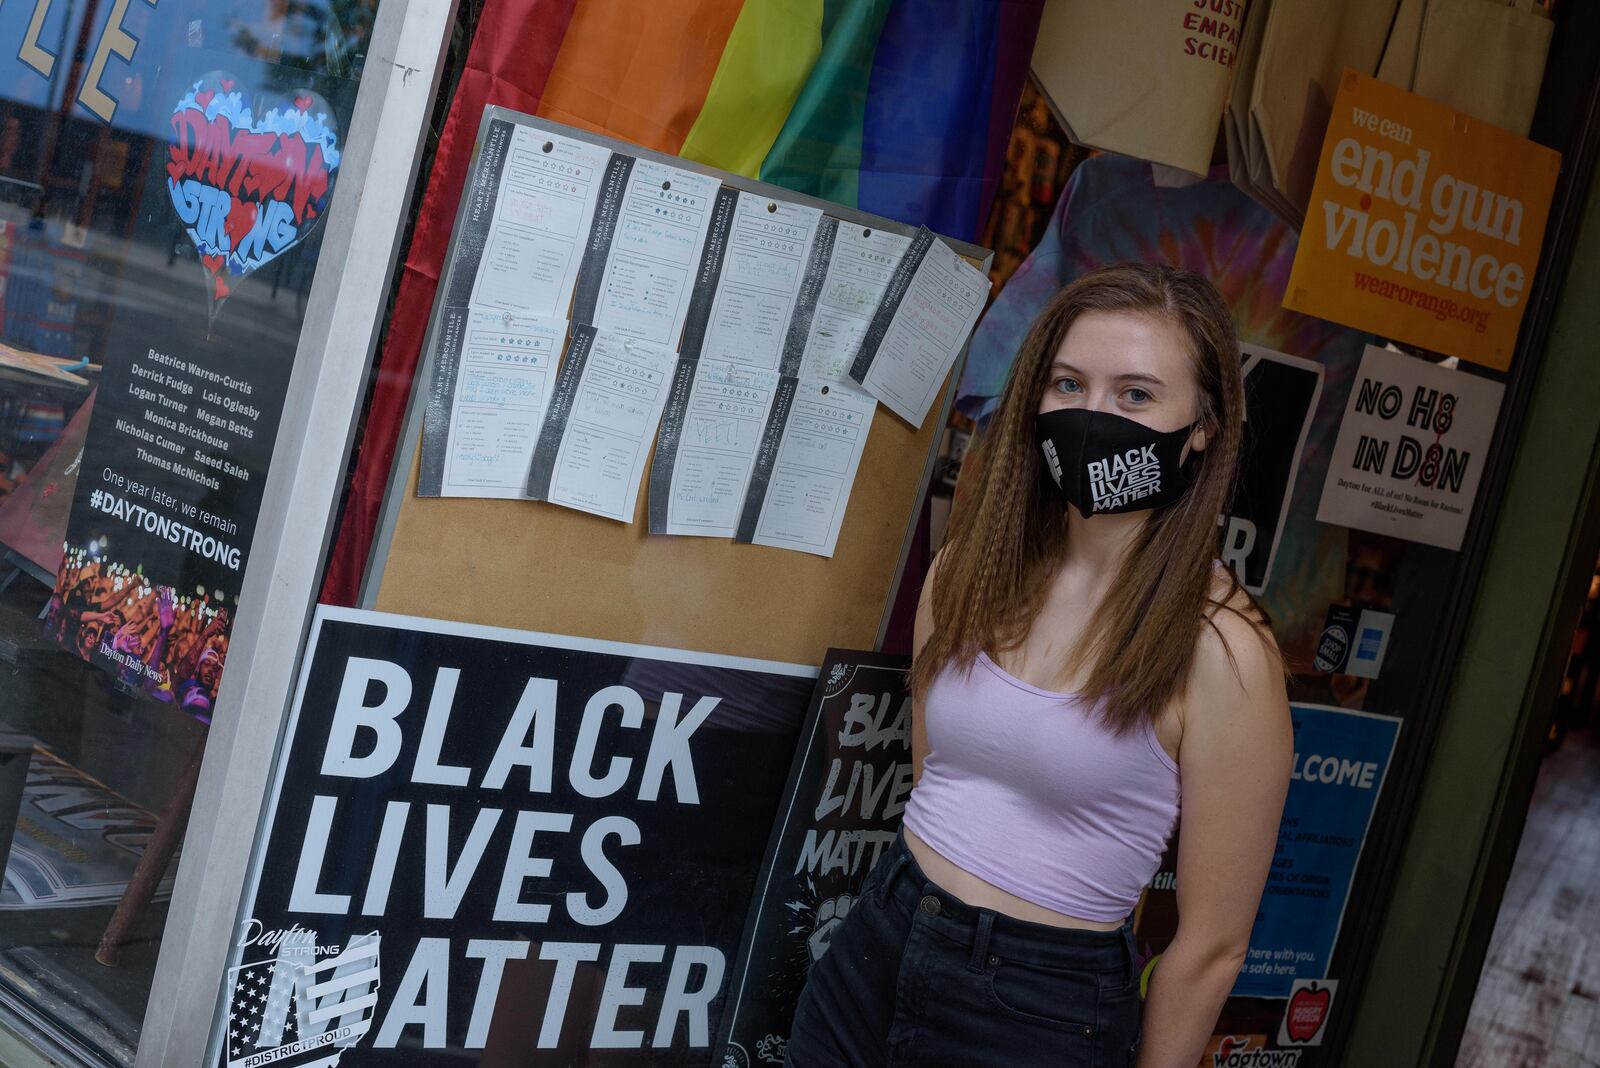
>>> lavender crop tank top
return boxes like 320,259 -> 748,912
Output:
901,651 -> 1182,922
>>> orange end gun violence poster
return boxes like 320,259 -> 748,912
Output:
1285,69 -> 1561,371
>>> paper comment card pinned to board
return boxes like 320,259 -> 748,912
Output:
848,227 -> 990,428
526,325 -> 677,523
468,125 -> 611,318
436,310 -> 568,499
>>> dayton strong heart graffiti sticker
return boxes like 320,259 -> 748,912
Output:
165,73 -> 342,325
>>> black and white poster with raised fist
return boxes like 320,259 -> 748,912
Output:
716,650 -> 912,1068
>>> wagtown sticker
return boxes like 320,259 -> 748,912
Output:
1284,69 -> 1560,370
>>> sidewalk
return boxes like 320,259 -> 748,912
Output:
1457,729 -> 1600,1068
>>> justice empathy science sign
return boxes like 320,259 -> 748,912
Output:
1315,344 -> 1502,550
1284,69 -> 1560,371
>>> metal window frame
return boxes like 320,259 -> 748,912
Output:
123,0 -> 459,1063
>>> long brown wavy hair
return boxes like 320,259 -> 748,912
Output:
913,262 -> 1277,734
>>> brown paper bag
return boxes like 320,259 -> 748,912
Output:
1248,0 -> 1401,222
1378,0 -> 1553,136
1225,0 -> 1305,224
1031,0 -> 1247,177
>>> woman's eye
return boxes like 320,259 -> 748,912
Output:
1124,388 -> 1152,404
1053,377 -> 1081,394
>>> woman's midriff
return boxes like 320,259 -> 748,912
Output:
902,825 -> 1128,931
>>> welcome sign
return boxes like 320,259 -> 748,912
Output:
1284,69 -> 1560,371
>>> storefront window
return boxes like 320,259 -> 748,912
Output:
0,0 -> 376,1060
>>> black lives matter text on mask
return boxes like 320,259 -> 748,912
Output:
1033,345 -> 1320,594
1035,407 -> 1195,520
1087,443 -> 1163,511
220,609 -> 815,1067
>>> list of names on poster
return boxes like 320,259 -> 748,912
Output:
125,347 -> 258,506
850,226 -> 991,427
526,325 -> 676,522
468,126 -> 611,317
740,378 -> 876,557
439,312 -> 567,498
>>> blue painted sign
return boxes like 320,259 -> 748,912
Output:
1234,703 -> 1401,998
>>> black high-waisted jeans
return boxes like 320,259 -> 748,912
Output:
785,832 -> 1144,1068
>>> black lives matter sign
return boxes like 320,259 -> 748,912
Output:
718,651 -> 911,1068
216,608 -> 814,1067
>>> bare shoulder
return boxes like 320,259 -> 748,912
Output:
913,544 -> 952,659
1173,608 -> 1290,780
919,543 -> 952,607
1189,569 -> 1288,720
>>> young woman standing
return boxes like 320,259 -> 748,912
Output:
786,263 -> 1293,1067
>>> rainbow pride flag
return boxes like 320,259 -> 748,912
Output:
527,0 -> 1043,241
323,0 -> 1043,603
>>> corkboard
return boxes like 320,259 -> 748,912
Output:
363,114 -> 990,665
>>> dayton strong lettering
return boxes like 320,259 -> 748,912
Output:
1350,376 -> 1468,492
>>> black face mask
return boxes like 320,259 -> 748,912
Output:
1034,408 -> 1198,519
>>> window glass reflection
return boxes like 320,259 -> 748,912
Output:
0,0 -> 374,1060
